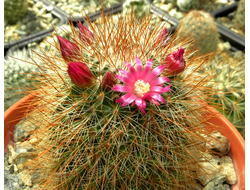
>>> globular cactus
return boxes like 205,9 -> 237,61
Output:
177,0 -> 199,12
16,11 -> 223,189
4,0 -> 28,25
122,0 -> 150,19
202,51 -> 245,138
232,0 -> 245,35
177,10 -> 220,56
4,47 -> 42,111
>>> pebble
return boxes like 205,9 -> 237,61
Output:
205,132 -> 230,156
46,0 -> 120,17
219,156 -> 237,185
4,0 -> 60,43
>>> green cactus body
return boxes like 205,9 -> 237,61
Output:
178,10 -> 220,56
17,11 -> 222,189
4,0 -> 28,25
233,0 -> 245,34
177,0 -> 199,12
202,51 -> 245,138
4,47 -> 42,111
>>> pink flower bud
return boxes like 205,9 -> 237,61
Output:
162,47 -> 186,76
102,71 -> 117,90
79,22 -> 94,44
155,28 -> 168,48
68,62 -> 94,87
57,36 -> 80,62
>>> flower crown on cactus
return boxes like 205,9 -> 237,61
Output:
17,11 -> 222,190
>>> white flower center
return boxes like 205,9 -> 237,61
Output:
134,79 -> 150,97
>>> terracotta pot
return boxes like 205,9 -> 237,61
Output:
4,94 -> 245,189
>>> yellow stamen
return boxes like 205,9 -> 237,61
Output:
134,79 -> 150,97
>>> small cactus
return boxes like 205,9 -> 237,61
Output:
13,10 -> 225,189
232,0 -> 245,35
177,10 -> 220,56
177,0 -> 200,12
122,0 -> 150,19
4,47 -> 42,111
202,51 -> 245,138
4,0 -> 28,25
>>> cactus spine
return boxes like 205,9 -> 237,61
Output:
4,0 -> 28,25
202,51 -> 245,138
16,11 -> 222,189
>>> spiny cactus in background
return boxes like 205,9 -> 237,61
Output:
16,11 -> 223,189
232,0 -> 245,35
202,51 -> 245,138
4,47 -> 42,111
177,0 -> 199,12
177,10 -> 220,56
4,0 -> 28,25
122,0 -> 150,19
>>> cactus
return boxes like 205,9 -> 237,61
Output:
202,51 -> 245,138
122,0 -> 150,19
177,10 -> 220,56
4,0 -> 28,25
14,11 -> 225,189
4,47 -> 42,111
232,0 -> 245,35
177,0 -> 199,12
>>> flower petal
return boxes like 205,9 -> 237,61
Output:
142,59 -> 153,77
116,74 -> 133,85
150,77 -> 171,86
135,98 -> 146,114
112,85 -> 132,93
124,61 -> 137,78
116,93 -> 132,104
121,94 -> 137,106
144,93 -> 166,104
150,84 -> 172,93
144,65 -> 165,82
135,56 -> 143,78
118,69 -> 129,76
148,97 -> 160,106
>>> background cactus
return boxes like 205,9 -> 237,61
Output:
232,0 -> 245,35
177,0 -> 199,12
201,51 -> 245,138
15,11 -> 223,189
177,10 -> 220,56
4,0 -> 28,25
122,0 -> 150,19
4,47 -> 42,111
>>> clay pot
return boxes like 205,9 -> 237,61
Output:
4,93 -> 245,189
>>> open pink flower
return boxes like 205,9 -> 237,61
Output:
112,56 -> 171,114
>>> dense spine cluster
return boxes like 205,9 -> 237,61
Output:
16,11 -> 223,189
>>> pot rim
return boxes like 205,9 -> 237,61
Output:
4,93 -> 245,189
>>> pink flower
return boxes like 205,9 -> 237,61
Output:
162,47 -> 186,76
112,56 -> 171,114
102,71 -> 117,90
57,35 -> 80,62
79,22 -> 94,44
68,62 -> 94,87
